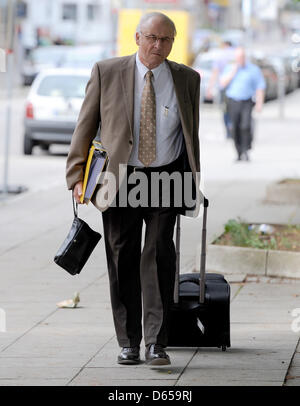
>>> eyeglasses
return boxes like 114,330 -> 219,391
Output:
140,32 -> 174,45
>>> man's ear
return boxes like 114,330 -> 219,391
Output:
135,32 -> 140,46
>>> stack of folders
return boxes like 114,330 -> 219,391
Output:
80,140 -> 108,204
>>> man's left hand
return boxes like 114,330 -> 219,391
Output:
254,103 -> 263,113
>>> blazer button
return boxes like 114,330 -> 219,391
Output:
129,140 -> 133,145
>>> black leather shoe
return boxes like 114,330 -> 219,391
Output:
117,346 -> 140,365
145,344 -> 170,366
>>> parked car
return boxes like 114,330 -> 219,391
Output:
23,68 -> 91,155
289,47 -> 300,86
192,57 -> 214,103
22,45 -> 71,86
250,55 -> 278,101
260,62 -> 278,101
263,55 -> 293,95
281,53 -> 299,92
192,50 -> 225,103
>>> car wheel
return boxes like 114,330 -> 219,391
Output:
24,133 -> 34,155
40,144 -> 50,152
22,77 -> 31,86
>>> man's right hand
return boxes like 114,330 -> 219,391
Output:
73,181 -> 84,204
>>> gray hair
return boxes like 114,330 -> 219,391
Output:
136,12 -> 177,37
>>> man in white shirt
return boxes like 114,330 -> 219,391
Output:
66,12 -> 201,366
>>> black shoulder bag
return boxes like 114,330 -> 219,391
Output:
54,195 -> 101,275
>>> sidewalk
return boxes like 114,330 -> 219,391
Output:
0,92 -> 300,386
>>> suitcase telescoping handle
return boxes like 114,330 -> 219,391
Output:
199,197 -> 209,303
174,214 -> 181,304
174,197 -> 209,304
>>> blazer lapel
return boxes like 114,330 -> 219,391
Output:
167,60 -> 188,118
120,54 -> 136,138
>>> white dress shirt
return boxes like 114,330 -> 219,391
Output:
128,53 -> 184,167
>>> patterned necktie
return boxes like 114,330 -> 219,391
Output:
138,70 -> 156,166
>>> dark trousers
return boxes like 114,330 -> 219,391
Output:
102,154 -> 189,348
227,98 -> 254,157
221,92 -> 232,139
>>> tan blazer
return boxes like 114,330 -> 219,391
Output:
66,53 -> 202,216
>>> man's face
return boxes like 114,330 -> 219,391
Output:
136,17 -> 174,69
235,48 -> 246,67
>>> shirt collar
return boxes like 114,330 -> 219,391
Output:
135,52 -> 165,81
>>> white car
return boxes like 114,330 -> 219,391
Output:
192,50 -> 225,103
23,68 -> 91,155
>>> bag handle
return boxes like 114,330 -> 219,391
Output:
173,196 -> 209,305
199,197 -> 209,303
174,214 -> 181,304
72,193 -> 78,218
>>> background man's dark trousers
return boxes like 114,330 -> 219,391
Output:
227,97 -> 254,160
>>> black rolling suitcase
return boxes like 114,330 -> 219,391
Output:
167,198 -> 231,351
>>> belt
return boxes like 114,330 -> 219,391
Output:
127,154 -> 184,175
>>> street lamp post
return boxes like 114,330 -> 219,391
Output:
0,0 -> 26,198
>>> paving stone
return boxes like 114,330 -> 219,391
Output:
0,379 -> 68,386
0,366 -> 80,380
226,274 -> 247,283
229,284 -> 243,300
190,348 -> 291,370
231,322 -> 297,338
176,378 -> 283,386
291,352 -> 300,366
284,377 -> 300,386
246,276 -> 260,282
286,366 -> 300,376
70,366 -> 182,385
69,375 -> 177,386
0,356 -> 96,368
175,355 -> 287,385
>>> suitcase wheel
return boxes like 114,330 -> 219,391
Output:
221,345 -> 227,352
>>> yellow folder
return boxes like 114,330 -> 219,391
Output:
80,141 -> 108,204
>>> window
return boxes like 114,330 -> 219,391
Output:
87,4 -> 99,21
62,4 -> 77,21
16,1 -> 28,18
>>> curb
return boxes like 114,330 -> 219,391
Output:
265,181 -> 300,204
195,244 -> 300,279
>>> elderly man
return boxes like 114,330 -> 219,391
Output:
66,12 -> 201,366
220,47 -> 265,161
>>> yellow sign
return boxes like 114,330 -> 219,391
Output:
117,9 -> 191,65
213,0 -> 229,6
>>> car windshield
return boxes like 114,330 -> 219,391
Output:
37,75 -> 89,98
